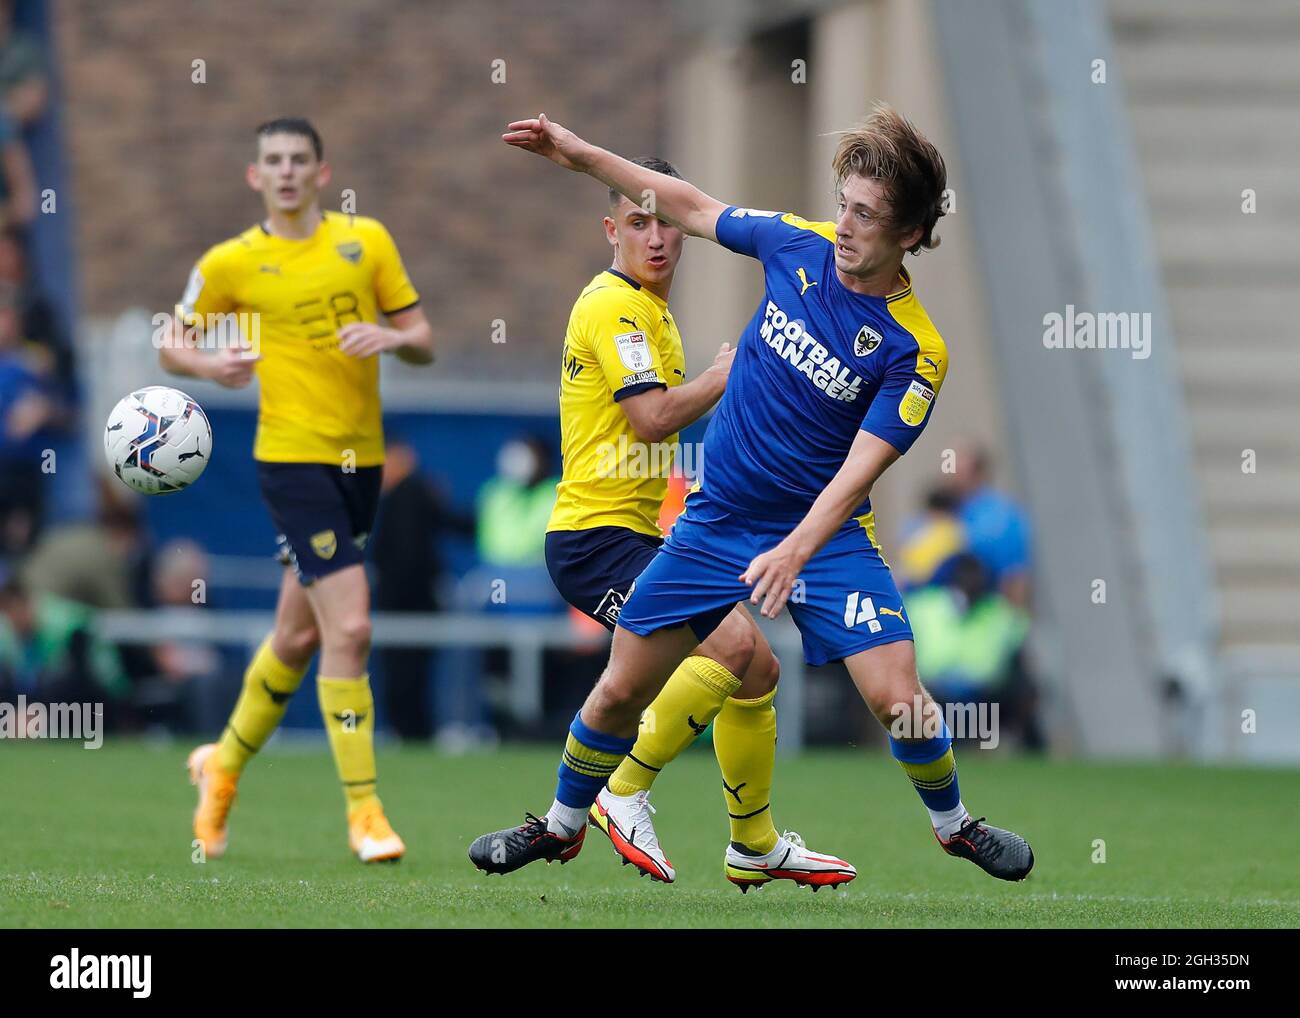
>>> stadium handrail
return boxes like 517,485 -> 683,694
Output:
92,608 -> 809,750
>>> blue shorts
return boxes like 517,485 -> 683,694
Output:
545,526 -> 732,640
257,461 -> 382,584
617,490 -> 914,666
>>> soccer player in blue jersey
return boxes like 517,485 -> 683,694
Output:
470,104 -> 1033,884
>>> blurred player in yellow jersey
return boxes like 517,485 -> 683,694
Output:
491,157 -> 855,888
160,118 -> 434,863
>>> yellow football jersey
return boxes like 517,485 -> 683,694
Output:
547,269 -> 686,537
178,211 -> 419,466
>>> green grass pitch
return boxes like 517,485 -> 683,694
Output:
2,741 -> 1296,928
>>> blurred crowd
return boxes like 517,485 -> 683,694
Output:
897,444 -> 1043,750
0,4 -> 93,739
0,3 -> 72,564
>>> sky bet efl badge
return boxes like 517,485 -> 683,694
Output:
615,330 -> 652,371
899,379 -> 935,426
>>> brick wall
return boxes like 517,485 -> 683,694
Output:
55,0 -> 673,376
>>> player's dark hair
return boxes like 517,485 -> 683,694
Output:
256,117 -> 323,161
925,487 -> 959,514
609,156 -> 682,208
951,553 -> 991,601
832,102 -> 946,254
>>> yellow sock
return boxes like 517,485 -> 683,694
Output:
318,675 -> 379,812
607,656 -> 742,796
713,687 -> 779,853
216,635 -> 308,774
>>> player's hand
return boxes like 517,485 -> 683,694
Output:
502,113 -> 590,171
708,341 -> 736,378
4,391 -> 52,440
338,322 -> 402,358
741,538 -> 810,620
206,346 -> 259,388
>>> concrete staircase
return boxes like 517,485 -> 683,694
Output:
1110,0 -> 1300,653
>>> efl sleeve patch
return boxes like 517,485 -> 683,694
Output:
179,265 -> 204,315
614,330 -> 654,371
177,248 -> 238,321
898,379 -> 936,427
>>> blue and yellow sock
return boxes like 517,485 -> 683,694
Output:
547,714 -> 635,835
890,725 -> 969,838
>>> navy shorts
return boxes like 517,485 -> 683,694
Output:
619,489 -> 914,665
256,462 -> 382,584
546,527 -> 735,640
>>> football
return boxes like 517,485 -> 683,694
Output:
103,385 -> 213,495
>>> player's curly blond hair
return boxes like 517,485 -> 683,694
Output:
832,102 -> 947,254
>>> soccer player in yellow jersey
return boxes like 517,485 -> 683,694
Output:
515,158 -> 854,887
159,118 -> 434,863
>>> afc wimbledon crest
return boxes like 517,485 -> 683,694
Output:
854,324 -> 883,357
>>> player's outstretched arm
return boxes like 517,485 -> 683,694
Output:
620,341 -> 735,443
741,431 -> 901,619
502,114 -> 728,241
157,313 -> 259,389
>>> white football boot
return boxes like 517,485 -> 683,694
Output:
588,787 -> 676,883
725,830 -> 856,892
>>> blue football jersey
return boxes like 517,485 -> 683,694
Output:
701,206 -> 949,521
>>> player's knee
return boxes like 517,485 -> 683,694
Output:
737,646 -> 780,698
329,612 -> 372,655
596,675 -> 642,714
865,672 -> 925,727
587,670 -> 649,729
705,621 -> 757,680
755,648 -> 780,693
